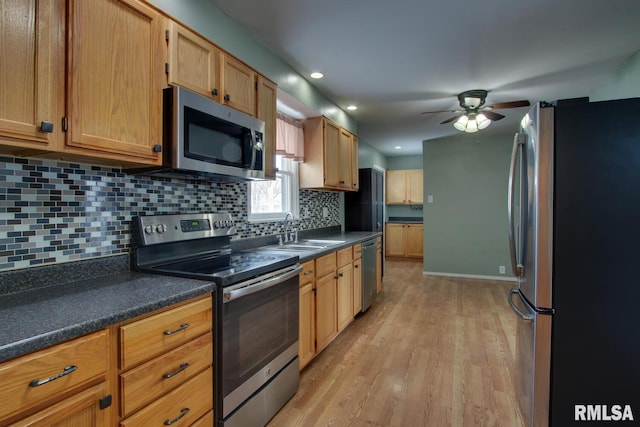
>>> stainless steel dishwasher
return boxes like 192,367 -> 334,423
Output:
361,239 -> 377,312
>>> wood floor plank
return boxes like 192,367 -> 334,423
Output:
268,260 -> 525,427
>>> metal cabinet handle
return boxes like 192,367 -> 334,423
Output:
29,365 -> 77,387
163,323 -> 189,335
163,362 -> 190,379
212,88 -> 218,96
303,270 -> 314,276
224,94 -> 230,102
40,121 -> 54,132
164,408 -> 190,425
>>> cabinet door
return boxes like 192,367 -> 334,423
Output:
385,224 -> 406,257
407,169 -> 423,204
351,135 -> 359,191
337,263 -> 353,331
221,54 -> 256,116
167,21 -> 219,101
315,273 -> 337,351
298,282 -> 316,370
323,120 -> 341,188
66,0 -> 164,165
0,0 -> 62,151
386,170 -> 406,204
9,382 -> 110,427
257,75 -> 277,179
352,258 -> 362,315
406,224 -> 424,258
338,129 -> 353,190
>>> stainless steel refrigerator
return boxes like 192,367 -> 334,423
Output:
507,98 -> 640,427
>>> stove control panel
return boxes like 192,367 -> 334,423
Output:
134,213 -> 236,246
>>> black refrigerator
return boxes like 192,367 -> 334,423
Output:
507,98 -> 640,426
345,168 -> 384,233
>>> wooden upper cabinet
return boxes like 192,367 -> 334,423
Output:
65,0 -> 164,165
221,53 -> 256,116
0,0 -> 64,153
407,169 -> 423,204
301,116 -> 359,192
166,21 -> 220,102
338,128 -> 353,190
257,75 -> 277,179
351,134 -> 359,191
386,170 -> 407,204
386,169 -> 423,204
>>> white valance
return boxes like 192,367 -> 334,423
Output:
276,114 -> 304,162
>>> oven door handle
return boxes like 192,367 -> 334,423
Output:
223,265 -> 302,303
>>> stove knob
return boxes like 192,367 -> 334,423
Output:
144,225 -> 154,234
156,224 -> 167,233
213,221 -> 220,229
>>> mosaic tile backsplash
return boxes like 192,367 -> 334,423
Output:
0,156 -> 340,272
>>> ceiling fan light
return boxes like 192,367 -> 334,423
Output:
465,120 -> 479,133
476,113 -> 491,129
453,114 -> 469,131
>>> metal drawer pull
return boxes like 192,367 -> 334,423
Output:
303,270 -> 314,275
163,323 -> 189,335
164,408 -> 189,425
29,365 -> 77,387
163,363 -> 190,379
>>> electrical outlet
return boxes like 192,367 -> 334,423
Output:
322,207 -> 329,218
427,195 -> 434,204
499,265 -> 506,274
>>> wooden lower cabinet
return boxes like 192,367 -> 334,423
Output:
315,270 -> 338,352
119,295 -> 213,425
298,261 -> 316,370
353,257 -> 362,315
0,329 -> 111,426
8,382 -> 110,427
385,223 -> 423,258
336,263 -> 354,331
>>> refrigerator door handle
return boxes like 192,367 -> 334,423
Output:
508,288 -> 534,321
508,132 -> 526,277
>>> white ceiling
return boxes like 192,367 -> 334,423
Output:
210,0 -> 640,156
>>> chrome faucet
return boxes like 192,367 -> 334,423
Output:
282,211 -> 295,243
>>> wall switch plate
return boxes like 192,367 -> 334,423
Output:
499,265 -> 506,274
427,195 -> 433,203
322,207 -> 329,218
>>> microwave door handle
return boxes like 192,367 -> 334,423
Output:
508,133 -> 526,277
248,130 -> 257,170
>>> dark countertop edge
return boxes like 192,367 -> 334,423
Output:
0,281 -> 213,364
385,221 -> 423,224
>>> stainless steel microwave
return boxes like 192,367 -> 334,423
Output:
133,86 -> 266,181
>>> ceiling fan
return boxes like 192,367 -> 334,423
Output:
421,89 -> 530,133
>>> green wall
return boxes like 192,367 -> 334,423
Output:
422,133 -> 513,277
148,0 -> 357,133
590,50 -> 640,101
358,141 -> 387,169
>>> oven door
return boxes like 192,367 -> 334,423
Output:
218,265 -> 301,419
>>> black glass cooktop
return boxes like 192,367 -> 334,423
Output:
148,250 -> 299,286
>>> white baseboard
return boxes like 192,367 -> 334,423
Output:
423,270 -> 516,282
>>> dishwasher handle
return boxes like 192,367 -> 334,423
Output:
223,265 -> 302,303
362,240 -> 377,249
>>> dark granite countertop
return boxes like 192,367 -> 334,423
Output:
0,257 -> 214,363
0,230 -> 379,364
386,216 -> 423,224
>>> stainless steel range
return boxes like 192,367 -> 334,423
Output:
132,212 -> 301,427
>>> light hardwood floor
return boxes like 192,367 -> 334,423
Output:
268,259 -> 525,427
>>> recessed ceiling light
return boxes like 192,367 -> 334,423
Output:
347,105 -> 357,111
310,72 -> 324,79
394,146 -> 402,150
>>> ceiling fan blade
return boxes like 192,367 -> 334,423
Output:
481,111 -> 505,121
440,114 -> 463,124
421,109 -> 459,115
486,100 -> 530,110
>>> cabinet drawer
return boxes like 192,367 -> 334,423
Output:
120,296 -> 212,370
299,260 -> 315,286
191,410 -> 214,427
315,252 -> 336,277
0,329 -> 108,421
120,331 -> 213,418
120,367 -> 213,427
353,243 -> 362,259
337,247 -> 352,267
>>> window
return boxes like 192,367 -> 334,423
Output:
248,155 -> 299,222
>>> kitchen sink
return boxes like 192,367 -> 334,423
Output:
276,244 -> 326,250
302,239 -> 346,245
